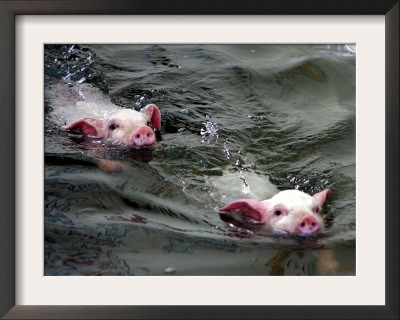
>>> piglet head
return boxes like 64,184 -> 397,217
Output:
219,189 -> 330,236
62,104 -> 161,147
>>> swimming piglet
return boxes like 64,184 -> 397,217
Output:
46,81 -> 161,147
63,103 -> 161,147
219,189 -> 331,236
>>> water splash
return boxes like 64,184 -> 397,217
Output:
201,116 -> 219,144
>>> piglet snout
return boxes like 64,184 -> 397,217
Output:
132,126 -> 155,147
298,215 -> 319,234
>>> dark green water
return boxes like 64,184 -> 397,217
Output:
44,44 -> 355,276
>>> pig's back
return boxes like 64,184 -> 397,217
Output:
208,168 -> 279,204
45,81 -> 118,126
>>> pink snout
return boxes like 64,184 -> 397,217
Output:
298,215 -> 319,234
132,126 -> 156,147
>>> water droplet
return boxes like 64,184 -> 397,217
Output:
164,267 -> 176,274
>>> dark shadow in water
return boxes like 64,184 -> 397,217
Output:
265,249 -> 340,276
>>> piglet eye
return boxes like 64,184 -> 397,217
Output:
109,124 -> 119,130
275,210 -> 282,216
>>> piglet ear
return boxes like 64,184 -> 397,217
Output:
62,118 -> 105,138
141,104 -> 161,130
312,189 -> 331,205
220,199 -> 265,223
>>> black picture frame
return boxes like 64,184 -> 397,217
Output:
0,0 -> 398,319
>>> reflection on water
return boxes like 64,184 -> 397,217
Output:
45,44 -> 356,276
